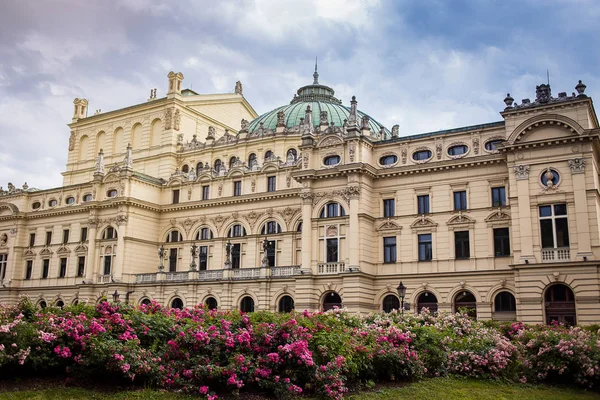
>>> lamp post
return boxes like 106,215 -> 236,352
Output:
397,281 -> 407,316
112,290 -> 120,303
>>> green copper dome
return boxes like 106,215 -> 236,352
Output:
248,65 -> 391,138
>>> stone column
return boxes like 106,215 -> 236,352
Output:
347,186 -> 361,270
569,158 -> 593,259
300,192 -> 314,274
513,165 -> 535,263
113,219 -> 127,279
85,220 -> 98,283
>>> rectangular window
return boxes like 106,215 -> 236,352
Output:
199,246 -> 208,271
42,259 -> 49,279
418,234 -> 432,261
417,195 -> 430,214
25,260 -> 33,280
454,231 -> 470,259
202,185 -> 210,200
491,187 -> 506,207
80,227 -> 88,242
103,255 -> 112,275
383,199 -> 395,217
539,204 -> 570,248
169,248 -> 178,272
383,236 -> 397,263
266,240 -> 276,266
326,238 -> 339,263
77,256 -> 85,277
267,176 -> 276,192
231,243 -> 241,269
172,189 -> 180,204
0,254 -> 7,280
453,191 -> 467,211
493,228 -> 510,257
45,231 -> 52,246
233,181 -> 242,196
59,258 -> 67,278
29,233 -> 36,248
62,229 -> 70,244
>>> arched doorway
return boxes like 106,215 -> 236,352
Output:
454,290 -> 477,318
140,298 -> 152,306
545,284 -> 576,325
278,296 -> 294,313
170,297 -> 184,310
205,297 -> 218,310
382,294 -> 400,313
416,291 -> 438,313
493,291 -> 516,321
240,296 -> 255,313
322,291 -> 342,311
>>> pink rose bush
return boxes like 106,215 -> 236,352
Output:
0,299 -> 598,399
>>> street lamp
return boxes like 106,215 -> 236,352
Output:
397,281 -> 407,316
112,290 -> 120,303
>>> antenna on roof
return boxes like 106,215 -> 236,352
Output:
313,57 -> 319,85
547,69 -> 550,86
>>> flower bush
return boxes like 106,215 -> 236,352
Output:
0,298 -> 598,399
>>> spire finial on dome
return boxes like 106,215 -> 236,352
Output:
313,57 -> 319,85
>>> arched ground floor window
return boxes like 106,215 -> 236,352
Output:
240,296 -> 255,313
382,294 -> 400,313
205,297 -> 218,310
278,295 -> 294,313
493,291 -> 517,321
454,290 -> 477,319
323,291 -> 342,311
417,291 -> 438,313
545,284 -> 576,325
171,297 -> 184,310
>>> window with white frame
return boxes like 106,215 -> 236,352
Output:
539,204 -> 569,249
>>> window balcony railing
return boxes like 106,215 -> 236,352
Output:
318,262 -> 345,274
198,269 -> 223,281
541,247 -> 570,262
165,271 -> 189,281
136,273 -> 157,283
271,265 -> 300,278
97,274 -> 112,283
232,268 -> 261,280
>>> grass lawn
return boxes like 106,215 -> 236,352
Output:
0,377 -> 598,399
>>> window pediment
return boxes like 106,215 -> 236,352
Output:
410,216 -> 438,232
377,220 -> 402,232
74,243 -> 88,254
39,247 -> 53,256
485,209 -> 511,227
56,245 -> 71,255
447,213 -> 475,230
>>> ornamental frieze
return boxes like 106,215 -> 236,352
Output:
513,165 -> 529,180
568,158 -> 585,173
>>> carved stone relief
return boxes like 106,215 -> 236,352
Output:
513,165 -> 530,180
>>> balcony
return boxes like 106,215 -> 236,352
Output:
132,265 -> 299,284
318,262 -> 345,274
198,269 -> 223,281
232,268 -> 261,280
136,273 -> 157,283
541,247 -> 570,263
271,266 -> 300,278
97,274 -> 112,283
165,271 -> 189,281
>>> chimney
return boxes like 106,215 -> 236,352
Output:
167,72 -> 184,96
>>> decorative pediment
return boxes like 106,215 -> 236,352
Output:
377,220 -> 402,231
102,173 -> 121,184
74,243 -> 88,254
56,245 -> 71,255
39,247 -> 53,256
278,207 -> 300,226
23,248 -> 36,257
318,134 -> 343,148
410,216 -> 438,232
447,212 -> 475,230
485,209 -> 511,226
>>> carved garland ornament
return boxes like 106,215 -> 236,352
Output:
568,158 -> 585,173
513,165 -> 530,180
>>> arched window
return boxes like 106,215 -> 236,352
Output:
319,202 -> 346,218
55,300 -> 64,309
171,298 -> 184,310
248,153 -> 258,169
229,156 -> 237,169
166,230 -> 182,243
382,294 -> 400,313
79,135 -> 89,160
38,301 -> 47,309
228,224 -> 246,238
32,201 -> 41,210
278,296 -> 294,313
417,291 -> 438,313
494,291 -> 516,312
196,227 -> 213,241
196,162 -> 204,175
205,297 -> 218,310
454,290 -> 477,318
102,227 -> 117,240
264,150 -> 274,160
140,298 -> 152,306
181,164 -> 189,173
296,222 -> 303,232
261,221 -> 281,235
286,149 -> 297,161
545,284 -> 576,325
214,159 -> 222,172
240,296 -> 255,313
323,291 -> 342,311
106,189 -> 118,198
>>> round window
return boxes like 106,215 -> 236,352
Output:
107,189 -> 118,198
485,139 -> 504,151
48,199 -> 57,207
541,168 -> 560,187
65,196 -> 75,205
379,154 -> 398,165
448,145 -> 468,156
412,150 -> 432,161
32,201 -> 41,210
82,194 -> 92,202
323,155 -> 341,166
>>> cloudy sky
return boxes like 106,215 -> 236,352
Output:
0,0 -> 598,189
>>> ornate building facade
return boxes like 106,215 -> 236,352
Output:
0,68 -> 599,325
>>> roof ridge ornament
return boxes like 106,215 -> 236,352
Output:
313,57 -> 319,85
